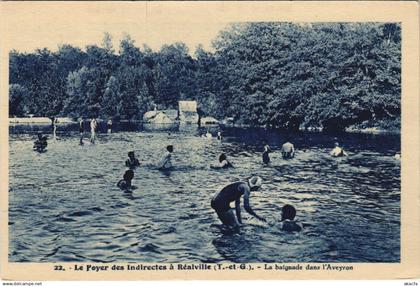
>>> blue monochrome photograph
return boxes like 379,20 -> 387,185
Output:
8,22 -> 401,263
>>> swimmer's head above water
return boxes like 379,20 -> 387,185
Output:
128,151 -> 135,159
248,176 -> 263,192
167,145 -> 174,153
219,153 -> 227,163
281,204 -> 296,221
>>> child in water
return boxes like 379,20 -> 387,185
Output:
157,145 -> 174,170
277,205 -> 303,232
210,153 -> 233,169
125,151 -> 140,168
117,170 -> 135,191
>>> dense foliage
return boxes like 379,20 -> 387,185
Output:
9,23 -> 400,131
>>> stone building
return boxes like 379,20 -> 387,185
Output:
178,101 -> 198,124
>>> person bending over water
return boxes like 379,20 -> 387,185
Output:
117,170 -> 135,190
210,153 -> 233,169
125,151 -> 140,168
330,142 -> 348,157
211,176 -> 266,231
281,141 -> 295,159
33,132 -> 48,152
262,143 -> 272,164
157,145 -> 174,170
277,205 -> 303,232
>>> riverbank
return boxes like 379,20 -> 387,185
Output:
345,118 -> 401,134
9,117 -> 74,124
220,123 -> 400,135
9,117 -> 400,135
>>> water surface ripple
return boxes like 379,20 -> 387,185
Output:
9,129 -> 400,262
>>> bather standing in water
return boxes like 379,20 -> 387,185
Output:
211,176 -> 266,230
217,132 -> 222,141
157,145 -> 174,170
281,141 -> 295,159
90,118 -> 97,143
125,151 -> 140,169
51,117 -> 58,140
78,117 -> 85,145
262,143 -> 272,164
210,153 -> 233,169
107,119 -> 113,134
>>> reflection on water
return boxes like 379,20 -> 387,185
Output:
9,127 -> 400,262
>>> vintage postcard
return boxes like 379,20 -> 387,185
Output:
0,1 -> 419,281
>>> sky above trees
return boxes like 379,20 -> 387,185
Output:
3,2 -> 228,54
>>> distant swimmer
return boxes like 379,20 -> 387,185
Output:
217,132 -> 222,140
262,143 -> 272,164
203,131 -> 212,139
107,119 -> 113,134
51,117 -> 58,140
277,205 -> 303,232
33,132 -> 48,152
117,170 -> 135,190
210,153 -> 233,169
79,117 -> 85,145
90,118 -> 97,143
157,145 -> 174,170
211,176 -> 266,230
330,142 -> 348,157
281,141 -> 295,159
125,151 -> 140,168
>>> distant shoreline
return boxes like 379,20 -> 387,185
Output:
9,117 -> 400,135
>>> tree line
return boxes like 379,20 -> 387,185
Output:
9,23 -> 401,131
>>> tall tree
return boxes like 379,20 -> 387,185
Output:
100,75 -> 121,119
9,84 -> 28,116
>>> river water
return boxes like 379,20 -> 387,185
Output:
8,125 -> 400,263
